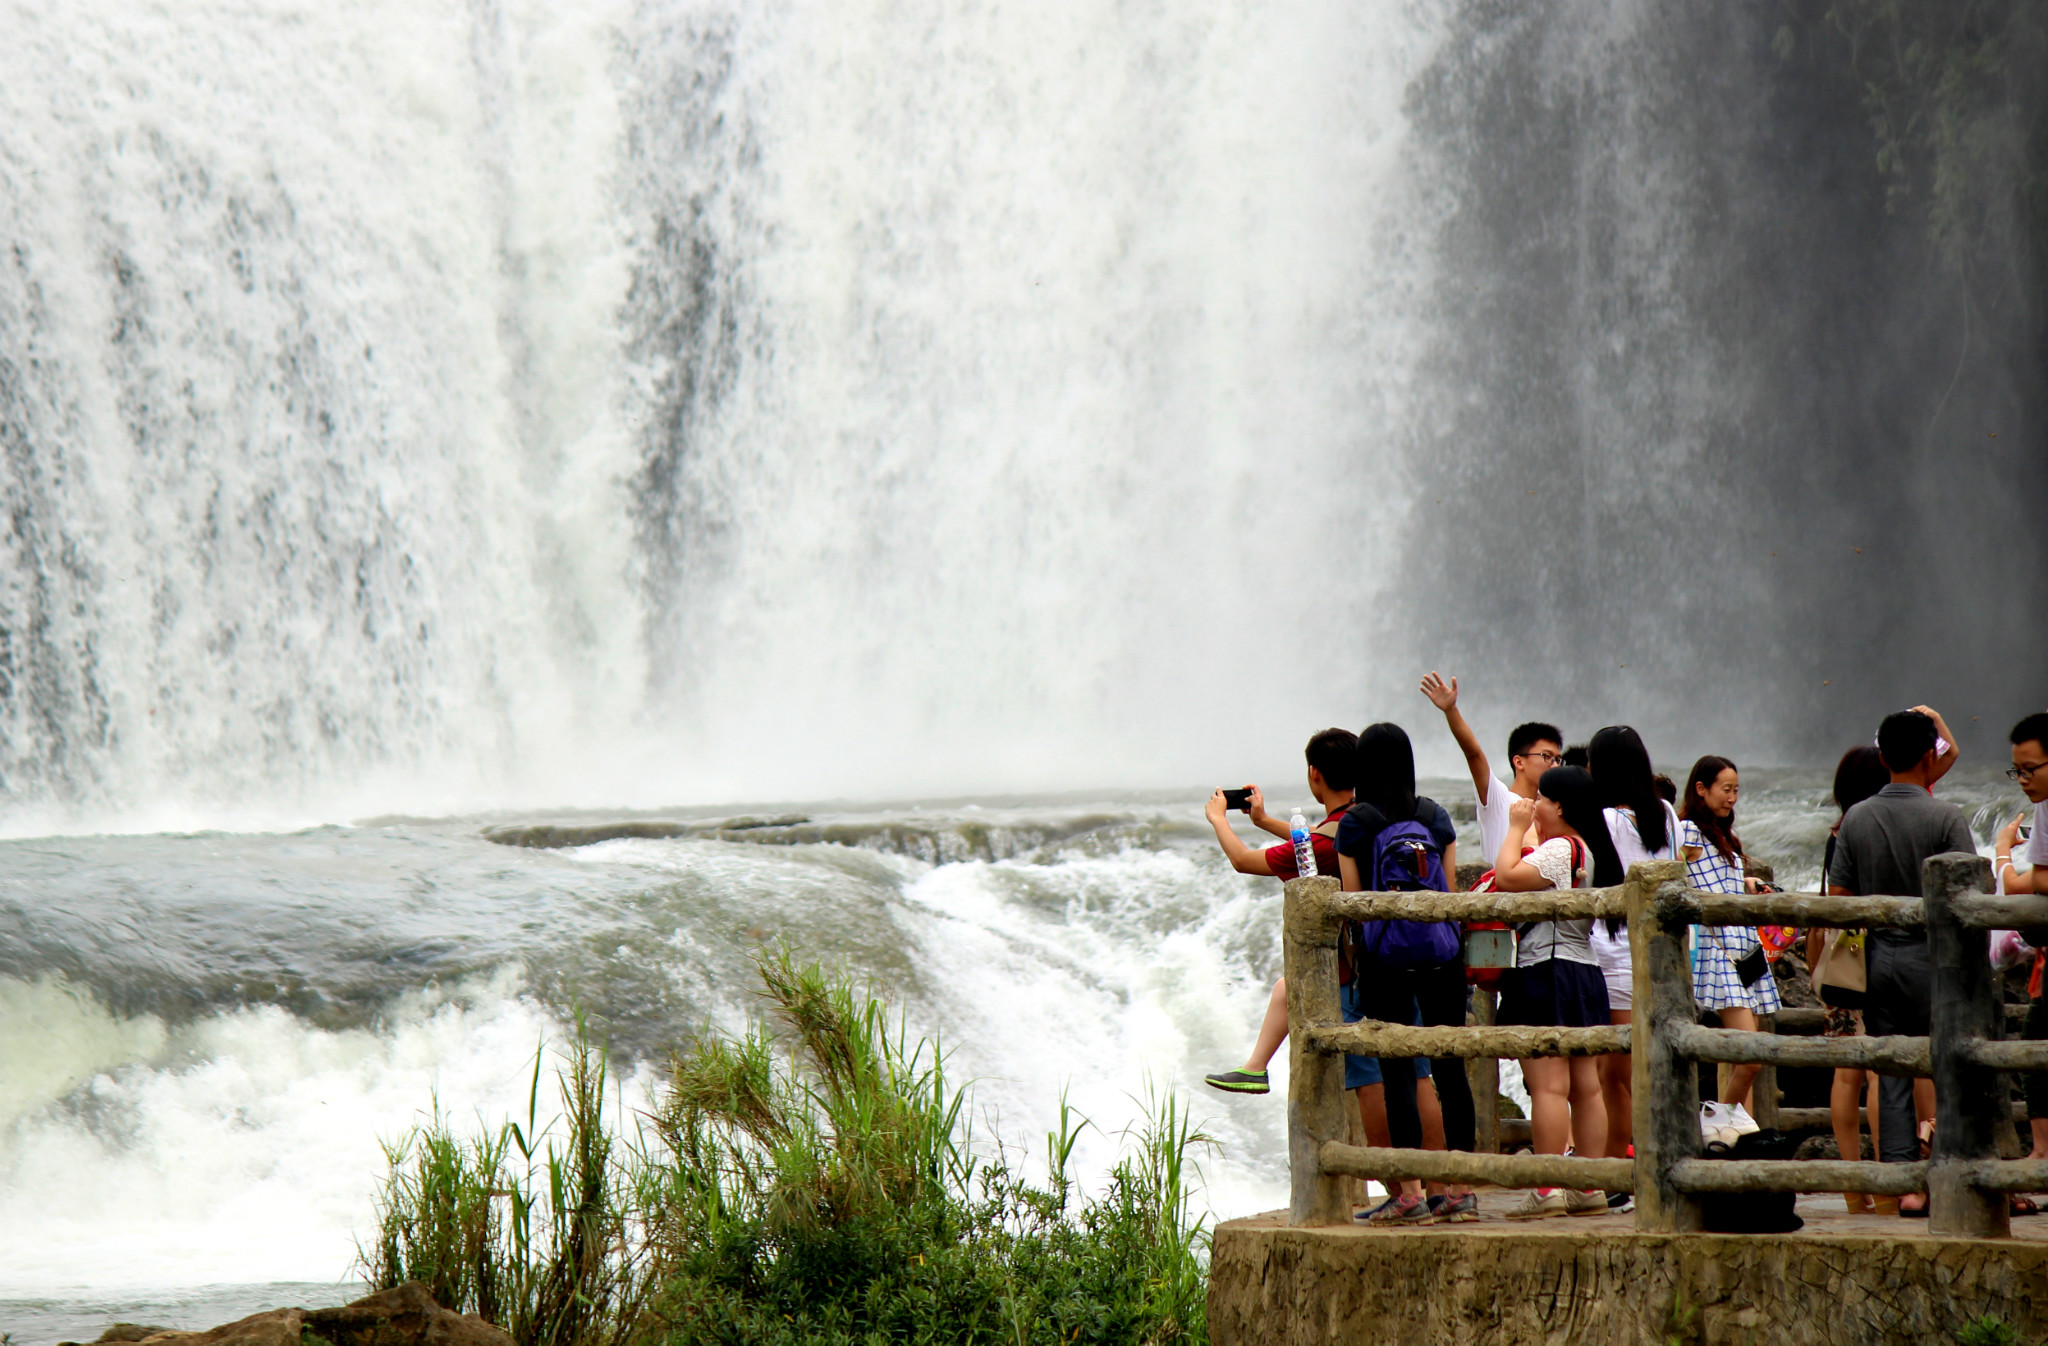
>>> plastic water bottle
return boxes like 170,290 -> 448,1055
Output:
1290,809 -> 1315,878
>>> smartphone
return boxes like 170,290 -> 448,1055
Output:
2022,821 -> 2035,843
1222,788 -> 1254,812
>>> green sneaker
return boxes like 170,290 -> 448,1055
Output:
1203,1069 -> 1270,1095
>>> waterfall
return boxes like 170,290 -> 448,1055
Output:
0,0 -> 2040,828
0,0 -> 1454,824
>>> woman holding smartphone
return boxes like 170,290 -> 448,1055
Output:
1678,756 -> 1778,1124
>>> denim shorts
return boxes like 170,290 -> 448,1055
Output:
1340,978 -> 1431,1091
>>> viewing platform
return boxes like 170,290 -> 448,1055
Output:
1210,858 -> 2048,1344
1210,1194 -> 2048,1344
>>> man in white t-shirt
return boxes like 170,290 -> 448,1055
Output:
1996,712 -> 2048,894
1997,712 -> 2048,1165
1420,671 -> 1563,867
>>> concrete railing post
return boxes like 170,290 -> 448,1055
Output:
1925,852 -> 2006,1238
1629,861 -> 1702,1232
1284,875 -> 1349,1225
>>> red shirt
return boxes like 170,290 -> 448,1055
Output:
1262,806 -> 1344,880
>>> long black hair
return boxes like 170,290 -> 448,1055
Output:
1833,744 -> 1888,816
1353,722 -> 1417,819
1589,725 -> 1667,853
1680,754 -> 1743,862
1538,765 -> 1624,888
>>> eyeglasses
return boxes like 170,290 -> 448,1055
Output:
1517,751 -> 1564,767
2009,762 -> 2048,783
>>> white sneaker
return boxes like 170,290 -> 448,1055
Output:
1726,1103 -> 1761,1136
1699,1102 -> 1742,1151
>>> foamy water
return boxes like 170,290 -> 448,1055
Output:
3,771 -> 2011,1342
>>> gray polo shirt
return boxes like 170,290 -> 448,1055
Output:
1828,783 -> 1976,944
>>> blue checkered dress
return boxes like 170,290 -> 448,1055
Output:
1685,820 -> 1782,1015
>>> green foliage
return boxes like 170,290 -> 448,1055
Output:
362,1019 -> 654,1346
1659,1288 -> 1699,1346
363,951 -> 1213,1346
1956,1315 -> 2030,1346
1778,1 -> 2048,277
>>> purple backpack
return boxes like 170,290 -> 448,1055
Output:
1355,816 -> 1460,968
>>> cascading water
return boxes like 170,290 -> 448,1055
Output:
0,0 -> 1457,826
1,0 -> 2042,1338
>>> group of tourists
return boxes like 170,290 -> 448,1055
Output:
1198,673 -> 2048,1226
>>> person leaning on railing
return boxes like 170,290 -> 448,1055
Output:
1488,765 -> 1623,1220
1826,707 -> 1969,1218
1334,721 -> 1474,1225
1806,744 -> 1896,1215
1200,728 -> 1358,1097
1994,712 -> 2048,1168
1677,754 -> 1778,1125
1587,725 -> 1678,1207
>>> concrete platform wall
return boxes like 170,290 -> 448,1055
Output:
1209,1213 -> 2048,1345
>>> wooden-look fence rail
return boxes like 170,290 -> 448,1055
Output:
1283,853 -> 2048,1239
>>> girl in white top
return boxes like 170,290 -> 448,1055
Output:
1490,765 -> 1624,1220
1587,725 -> 1676,1186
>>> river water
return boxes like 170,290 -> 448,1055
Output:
0,768 -> 2023,1342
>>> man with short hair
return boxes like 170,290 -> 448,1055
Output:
1201,727 -> 1360,1097
1828,708 -> 1975,1214
1201,728 -> 1447,1217
1419,671 -> 1562,865
1204,727 -> 1357,880
1994,712 -> 2048,1161
1994,712 -> 2048,895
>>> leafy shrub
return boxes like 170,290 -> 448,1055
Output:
364,951 -> 1212,1346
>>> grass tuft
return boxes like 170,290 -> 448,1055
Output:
363,949 -> 1212,1345
1957,1317 -> 2030,1346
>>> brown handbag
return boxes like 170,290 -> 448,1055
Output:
1813,928 -> 1867,1009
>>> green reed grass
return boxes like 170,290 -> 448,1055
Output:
362,950 -> 1212,1346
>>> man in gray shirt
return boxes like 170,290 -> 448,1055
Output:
1828,708 -> 1976,1210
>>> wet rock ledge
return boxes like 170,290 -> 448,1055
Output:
61,1283 -> 509,1346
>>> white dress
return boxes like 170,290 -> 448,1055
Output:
1590,803 -> 1681,1011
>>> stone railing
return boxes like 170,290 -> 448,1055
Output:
1282,854 -> 2048,1238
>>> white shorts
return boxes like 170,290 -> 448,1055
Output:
1589,920 -> 1631,1012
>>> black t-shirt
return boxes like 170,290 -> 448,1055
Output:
1335,796 -> 1458,873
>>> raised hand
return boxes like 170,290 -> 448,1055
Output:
1420,670 -> 1459,713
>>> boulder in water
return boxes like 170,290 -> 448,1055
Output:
59,1284 -> 509,1346
62,1309 -> 300,1346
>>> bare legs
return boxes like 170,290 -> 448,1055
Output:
1241,978 -> 1290,1073
1358,1083 -> 1390,1147
1523,1056 -> 1606,1158
1832,1068 -> 1885,1211
1600,1009 -> 1633,1157
1717,1007 -> 1763,1108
